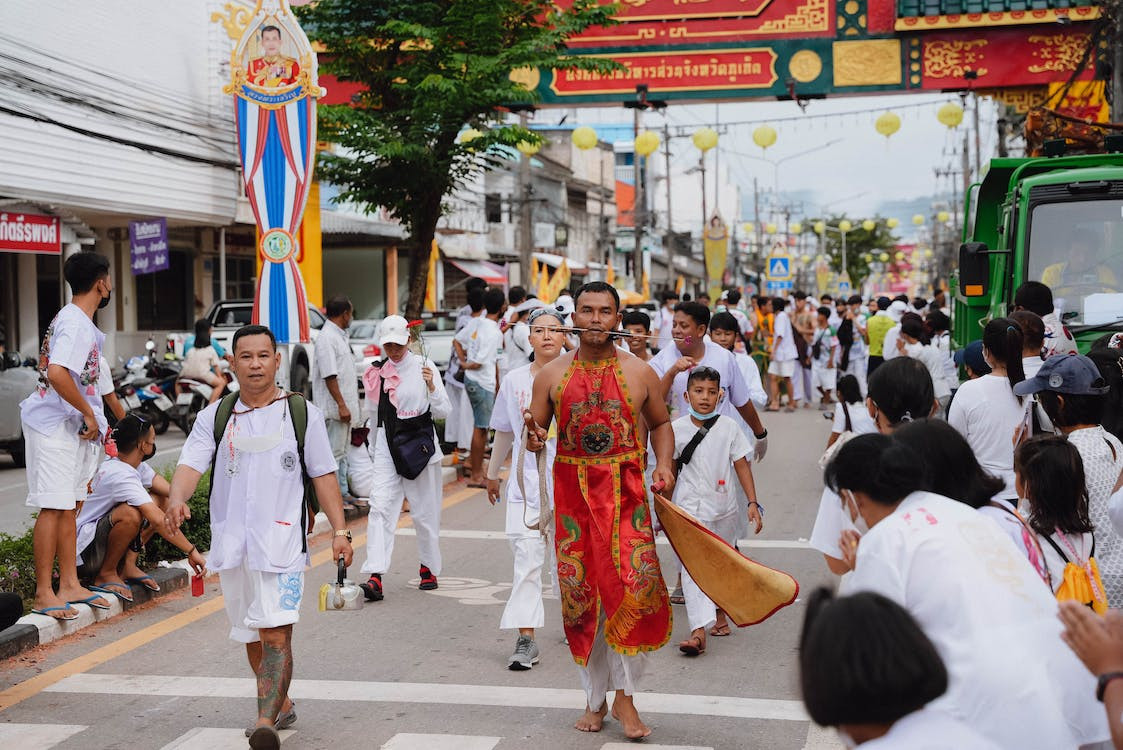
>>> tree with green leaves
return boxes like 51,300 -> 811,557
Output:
295,0 -> 618,318
800,215 -> 900,286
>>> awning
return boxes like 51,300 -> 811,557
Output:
449,258 -> 507,285
534,251 -> 587,272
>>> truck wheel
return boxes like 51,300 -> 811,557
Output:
10,436 -> 26,468
291,361 -> 311,400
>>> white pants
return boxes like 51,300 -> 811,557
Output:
812,365 -> 837,393
325,417 -> 350,497
363,433 -> 443,575
577,612 -> 648,711
219,559 -> 304,643
25,421 -> 101,510
682,513 -> 741,632
843,353 -> 868,396
792,362 -> 813,402
456,387 -> 474,448
500,530 -> 552,630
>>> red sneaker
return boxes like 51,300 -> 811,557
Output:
360,574 -> 383,601
418,565 -> 438,590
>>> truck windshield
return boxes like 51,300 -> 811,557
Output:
1027,200 -> 1123,328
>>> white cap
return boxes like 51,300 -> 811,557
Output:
555,294 -> 575,315
378,315 -> 410,346
888,300 -> 908,321
514,298 -> 546,314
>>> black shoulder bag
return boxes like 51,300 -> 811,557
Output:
674,415 -> 721,475
377,362 -> 437,480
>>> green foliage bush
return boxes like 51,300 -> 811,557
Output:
0,528 -> 36,613
142,469 -> 212,566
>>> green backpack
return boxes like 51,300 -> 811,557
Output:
208,392 -> 320,552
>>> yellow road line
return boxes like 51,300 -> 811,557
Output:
0,482 -> 482,712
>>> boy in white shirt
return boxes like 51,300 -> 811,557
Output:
670,367 -> 763,657
811,306 -> 839,409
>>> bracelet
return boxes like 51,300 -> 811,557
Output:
749,501 -> 764,514
754,429 -> 768,440
187,544 -> 197,555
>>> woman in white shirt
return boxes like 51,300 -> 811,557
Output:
825,434 -> 1110,749
800,587 -> 999,750
895,314 -> 952,413
179,319 -> 226,405
948,317 -> 1027,503
359,316 -> 452,601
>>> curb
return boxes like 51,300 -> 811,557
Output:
0,566 -> 188,661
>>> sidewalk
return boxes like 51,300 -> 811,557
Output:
0,465 -> 459,662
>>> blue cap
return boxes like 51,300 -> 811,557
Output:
1013,354 -> 1109,397
953,340 -> 991,376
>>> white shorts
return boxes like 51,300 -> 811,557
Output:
813,367 -> 838,391
25,421 -> 102,510
219,559 -> 304,643
767,359 -> 795,378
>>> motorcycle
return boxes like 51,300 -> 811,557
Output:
171,360 -> 237,434
116,355 -> 175,435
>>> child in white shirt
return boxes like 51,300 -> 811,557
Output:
670,366 -> 763,657
811,306 -> 839,408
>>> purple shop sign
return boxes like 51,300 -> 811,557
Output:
129,218 -> 169,275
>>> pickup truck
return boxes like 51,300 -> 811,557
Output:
0,351 -> 35,466
171,299 -> 326,398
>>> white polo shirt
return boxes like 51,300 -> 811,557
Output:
312,319 -> 359,425
649,339 -> 753,422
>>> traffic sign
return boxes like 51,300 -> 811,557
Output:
765,280 -> 792,293
766,255 -> 792,281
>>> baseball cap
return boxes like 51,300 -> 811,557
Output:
1013,354 -> 1109,397
953,340 -> 991,376
378,315 -> 410,347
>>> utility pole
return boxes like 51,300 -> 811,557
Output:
517,110 -> 534,287
700,155 -> 708,226
632,104 -> 644,290
663,124 -> 673,236
753,177 -> 763,282
973,92 -> 982,178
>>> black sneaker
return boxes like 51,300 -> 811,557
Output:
418,565 -> 438,590
360,574 -> 383,601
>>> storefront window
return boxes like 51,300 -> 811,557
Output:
136,249 -> 191,330
212,256 -> 257,301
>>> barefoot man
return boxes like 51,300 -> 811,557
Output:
524,282 -> 676,740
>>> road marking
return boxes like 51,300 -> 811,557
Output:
801,723 -> 846,749
45,673 -> 809,722
0,484 -> 484,711
160,727 -> 295,749
395,527 -> 812,550
0,723 -> 87,745
382,733 -> 500,750
601,745 -> 713,750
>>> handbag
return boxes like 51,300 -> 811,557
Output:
377,366 -> 437,480
350,426 -> 370,448
818,401 -> 855,469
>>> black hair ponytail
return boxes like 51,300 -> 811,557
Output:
983,317 -> 1025,393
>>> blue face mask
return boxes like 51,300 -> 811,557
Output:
687,404 -> 716,420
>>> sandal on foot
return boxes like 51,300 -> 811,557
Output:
709,623 -> 732,637
90,582 -> 134,603
248,725 -> 281,750
124,575 -> 160,592
31,605 -> 79,621
67,594 -> 110,611
678,635 -> 705,656
245,703 -> 296,737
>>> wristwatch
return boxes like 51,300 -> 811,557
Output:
333,529 -> 353,542
1097,672 -> 1123,702
754,428 -> 768,440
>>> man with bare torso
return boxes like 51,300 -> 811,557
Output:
525,282 -> 675,740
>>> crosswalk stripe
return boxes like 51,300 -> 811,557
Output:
0,723 -> 87,746
395,527 -> 813,549
159,728 -> 295,749
381,733 -> 500,750
601,745 -> 713,750
46,673 -> 809,722
801,723 -> 847,749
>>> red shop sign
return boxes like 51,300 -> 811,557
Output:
0,213 -> 61,255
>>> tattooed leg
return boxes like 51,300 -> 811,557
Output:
255,626 -> 293,727
246,641 -> 293,715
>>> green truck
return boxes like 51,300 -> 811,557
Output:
955,153 -> 1123,352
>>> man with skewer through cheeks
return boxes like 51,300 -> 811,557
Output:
525,282 -> 675,741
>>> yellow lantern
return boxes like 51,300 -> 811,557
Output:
937,210 -> 950,223
752,125 -> 777,151
887,218 -> 900,229
692,127 -> 719,152
459,128 -> 483,145
862,219 -> 876,232
895,251 -> 906,261
571,126 -> 598,151
839,220 -> 852,233
790,221 -> 803,234
801,255 -> 812,264
875,112 -> 901,139
937,102 -> 965,130
634,130 -> 661,157
516,140 -> 540,156
879,252 -> 890,262
912,214 -> 925,226
862,253 -> 873,263
742,222 -> 755,234
765,222 -> 778,234
924,248 -> 934,259
813,221 -> 826,235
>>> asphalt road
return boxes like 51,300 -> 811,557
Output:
0,407 -> 842,750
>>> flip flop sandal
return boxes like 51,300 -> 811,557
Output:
678,636 -> 705,656
68,594 -> 111,611
31,605 -> 79,621
125,575 -> 160,592
248,725 -> 281,750
245,703 -> 296,737
90,582 -> 134,603
709,624 -> 732,637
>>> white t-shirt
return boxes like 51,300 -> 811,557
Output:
830,400 -> 877,435
501,323 -> 532,378
312,319 -> 359,424
649,340 -> 753,423
181,345 -> 220,381
670,413 -> 750,521
934,331 -> 957,386
98,355 -> 115,397
20,303 -> 107,437
75,458 -> 155,561
811,325 -> 839,369
771,310 -> 797,362
490,364 -> 554,513
947,374 -> 1024,500
809,406 -> 879,560
843,491 -> 1109,749
465,317 -> 501,391
857,709 -> 1001,749
657,306 -> 675,351
882,324 -> 902,361
1022,355 -> 1044,378
1042,311 -> 1079,358
902,342 -> 951,399
1036,529 -> 1096,595
728,307 -> 753,336
178,395 -> 337,573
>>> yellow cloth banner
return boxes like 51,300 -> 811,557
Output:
704,216 -> 728,303
546,259 -> 570,302
424,239 -> 439,312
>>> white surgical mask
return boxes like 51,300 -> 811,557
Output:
232,431 -> 282,454
843,490 -> 871,535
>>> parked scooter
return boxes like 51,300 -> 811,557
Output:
171,360 -> 237,434
116,355 -> 175,435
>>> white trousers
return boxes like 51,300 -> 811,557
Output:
792,362 -> 813,402
682,513 -> 741,632
576,612 -> 648,712
362,438 -> 443,576
500,529 -> 552,630
843,353 -> 868,396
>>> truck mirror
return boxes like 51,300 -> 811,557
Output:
959,242 -> 989,298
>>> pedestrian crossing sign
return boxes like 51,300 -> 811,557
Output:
767,255 -> 792,281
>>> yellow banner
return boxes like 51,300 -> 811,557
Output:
704,215 -> 728,303
424,239 -> 439,312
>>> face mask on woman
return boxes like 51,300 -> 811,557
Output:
842,489 -> 871,535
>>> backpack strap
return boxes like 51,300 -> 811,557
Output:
1041,533 -> 1070,565
207,392 -> 240,504
675,415 -> 721,474
286,393 -> 319,552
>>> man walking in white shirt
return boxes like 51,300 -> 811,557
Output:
767,297 -> 799,411
313,295 -> 360,505
457,287 -> 505,486
166,325 -> 353,749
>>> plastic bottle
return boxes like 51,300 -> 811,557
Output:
717,479 -> 727,495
